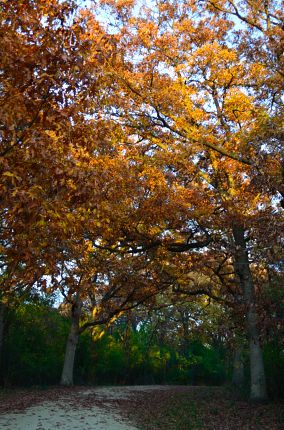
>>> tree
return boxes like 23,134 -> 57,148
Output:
93,0 -> 283,401
0,0 -> 147,384
0,0 -> 122,293
58,248 -> 174,386
1,0 -> 282,399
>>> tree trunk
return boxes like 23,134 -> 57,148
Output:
232,224 -> 267,401
60,295 -> 82,386
0,303 -> 5,384
232,344 -> 245,388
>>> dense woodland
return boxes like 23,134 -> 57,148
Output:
1,297 -> 284,400
0,0 -> 283,405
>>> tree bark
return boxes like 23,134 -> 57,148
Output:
0,302 -> 5,384
232,344 -> 245,388
232,224 -> 267,401
60,294 -> 82,386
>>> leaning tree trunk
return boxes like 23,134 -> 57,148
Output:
232,224 -> 267,401
60,294 -> 82,386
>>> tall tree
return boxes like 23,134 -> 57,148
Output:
94,0 -> 283,401
1,0 -> 282,398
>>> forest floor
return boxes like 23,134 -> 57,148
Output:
0,385 -> 283,430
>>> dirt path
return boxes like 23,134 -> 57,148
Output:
0,386 -> 168,430
1,385 -> 283,429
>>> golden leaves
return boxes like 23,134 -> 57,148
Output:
137,22 -> 158,48
223,90 -> 254,123
0,0 -> 282,327
188,42 -> 243,87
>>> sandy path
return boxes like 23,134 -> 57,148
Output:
0,386 -> 168,430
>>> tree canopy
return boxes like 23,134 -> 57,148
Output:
0,0 -> 283,401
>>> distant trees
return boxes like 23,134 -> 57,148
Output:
1,298 -> 228,386
2,298 -> 283,397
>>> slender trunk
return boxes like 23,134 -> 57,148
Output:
232,224 -> 267,401
0,303 -> 5,357
232,344 -> 245,388
0,303 -> 5,384
60,295 -> 82,386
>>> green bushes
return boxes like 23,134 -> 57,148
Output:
1,302 -> 283,398
1,303 -> 227,387
2,302 -> 69,386
264,341 -> 284,399
89,326 -> 227,386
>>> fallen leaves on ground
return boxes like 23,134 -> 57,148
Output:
0,386 -> 84,413
0,386 -> 283,430
112,386 -> 284,430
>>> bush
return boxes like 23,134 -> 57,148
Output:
3,302 -> 69,385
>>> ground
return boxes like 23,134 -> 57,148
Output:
0,386 -> 163,430
0,386 -> 283,430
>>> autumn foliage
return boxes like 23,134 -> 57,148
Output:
0,0 -> 283,400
